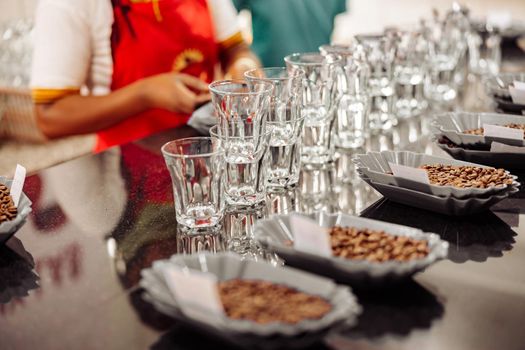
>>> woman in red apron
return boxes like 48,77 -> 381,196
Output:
33,0 -> 259,152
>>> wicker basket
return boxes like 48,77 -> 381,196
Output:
0,86 -> 46,142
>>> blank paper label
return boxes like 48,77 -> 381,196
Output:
483,124 -> 524,140
291,215 -> 332,257
490,141 -> 525,154
10,164 -> 26,207
389,162 -> 430,185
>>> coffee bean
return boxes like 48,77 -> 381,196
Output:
463,123 -> 525,138
0,184 -> 18,225
419,164 -> 514,189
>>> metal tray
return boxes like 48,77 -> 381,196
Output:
431,112 -> 525,146
353,151 -> 519,199
140,252 -> 360,340
0,177 -> 32,245
434,136 -> 525,170
254,212 -> 448,286
484,72 -> 525,99
360,175 -> 518,216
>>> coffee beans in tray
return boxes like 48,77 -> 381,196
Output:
419,164 -> 514,189
329,226 -> 429,262
218,279 -> 332,324
0,184 -> 18,224
463,123 -> 525,137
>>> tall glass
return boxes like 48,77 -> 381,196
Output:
209,79 -> 273,143
389,29 -> 428,119
161,137 -> 224,229
284,52 -> 342,165
320,44 -> 370,148
245,67 -> 305,188
467,25 -> 501,76
209,125 -> 270,207
355,34 -> 397,132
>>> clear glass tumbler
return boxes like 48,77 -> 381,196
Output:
209,125 -> 270,207
320,44 -> 370,148
355,35 -> 397,132
209,79 -> 273,143
284,52 -> 342,165
161,137 -> 225,229
245,67 -> 305,188
390,29 -> 428,119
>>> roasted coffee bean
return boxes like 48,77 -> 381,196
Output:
463,123 -> 525,138
218,279 -> 332,324
328,226 -> 430,262
0,183 -> 17,224
419,164 -> 514,189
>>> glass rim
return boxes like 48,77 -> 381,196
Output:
319,44 -> 353,55
209,125 -> 272,139
244,67 -> 305,82
284,52 -> 342,66
161,137 -> 222,159
208,79 -> 274,96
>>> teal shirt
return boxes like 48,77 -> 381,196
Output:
233,0 -> 346,67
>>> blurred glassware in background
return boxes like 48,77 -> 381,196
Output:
355,34 -> 397,133
320,44 -> 370,149
245,68 -> 306,189
468,23 -> 501,76
388,29 -> 428,119
284,52 -> 343,165
0,19 -> 33,88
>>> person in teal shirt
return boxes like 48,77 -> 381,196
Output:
233,0 -> 347,67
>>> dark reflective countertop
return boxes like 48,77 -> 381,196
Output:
3,80 -> 525,349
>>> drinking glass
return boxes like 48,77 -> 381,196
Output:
320,44 -> 370,148
209,79 -> 273,143
467,25 -> 501,76
421,16 -> 462,104
209,125 -> 271,207
284,52 -> 342,165
244,67 -> 305,188
161,137 -> 224,229
389,29 -> 428,119
355,35 -> 397,132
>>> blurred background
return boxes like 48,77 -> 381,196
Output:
1,0 -> 525,176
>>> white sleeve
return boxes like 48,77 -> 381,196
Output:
30,0 -> 91,91
207,0 -> 241,42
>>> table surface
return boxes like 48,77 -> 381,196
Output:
2,74 -> 525,350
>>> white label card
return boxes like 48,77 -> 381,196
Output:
163,266 -> 224,315
490,141 -> 525,154
483,124 -> 524,140
509,86 -> 525,105
10,164 -> 26,207
388,162 -> 430,185
513,81 -> 525,90
291,214 -> 332,257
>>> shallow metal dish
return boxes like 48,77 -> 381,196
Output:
360,174 -> 518,216
484,72 -> 525,98
254,212 -> 448,285
0,177 -> 32,245
140,252 -> 361,342
431,112 -> 525,146
353,150 -> 519,199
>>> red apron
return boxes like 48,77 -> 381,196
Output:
94,0 -> 219,152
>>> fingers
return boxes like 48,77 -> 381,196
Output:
194,93 -> 211,106
174,82 -> 198,114
176,73 -> 209,93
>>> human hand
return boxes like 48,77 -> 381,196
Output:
141,73 -> 210,114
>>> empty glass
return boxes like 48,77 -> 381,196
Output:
389,29 -> 428,119
467,25 -> 501,76
209,79 -> 273,143
355,35 -> 397,132
284,52 -> 342,165
161,137 -> 225,229
421,16 -> 462,104
245,67 -> 305,188
210,125 -> 270,207
320,44 -> 370,148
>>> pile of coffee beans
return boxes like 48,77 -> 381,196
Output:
218,279 -> 332,324
0,184 -> 17,224
463,123 -> 525,138
419,164 -> 514,188
329,226 -> 429,262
